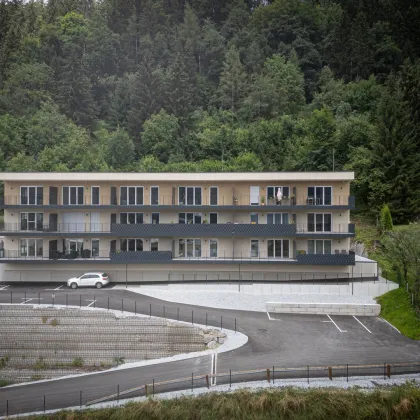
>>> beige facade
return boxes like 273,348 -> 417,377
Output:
0,172 -> 359,283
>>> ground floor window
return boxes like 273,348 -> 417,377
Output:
120,238 -> 143,251
178,239 -> 201,257
251,239 -> 259,257
308,240 -> 332,254
150,238 -> 159,251
20,238 -> 43,257
267,239 -> 289,258
210,239 -> 218,257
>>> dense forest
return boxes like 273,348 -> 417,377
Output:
0,0 -> 420,222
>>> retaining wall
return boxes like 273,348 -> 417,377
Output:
266,302 -> 381,316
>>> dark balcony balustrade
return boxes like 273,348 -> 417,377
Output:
110,251 -> 172,262
296,251 -> 355,265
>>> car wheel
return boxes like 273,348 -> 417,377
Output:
70,283 -> 77,289
96,282 -> 103,289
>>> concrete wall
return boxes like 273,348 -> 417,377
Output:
266,301 -> 381,316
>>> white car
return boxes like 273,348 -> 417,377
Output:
67,272 -> 110,289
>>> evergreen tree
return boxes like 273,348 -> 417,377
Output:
379,204 -> 393,233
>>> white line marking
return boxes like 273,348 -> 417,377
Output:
379,317 -> 401,334
327,315 -> 347,333
0,285 -> 9,290
353,316 -> 372,334
54,285 -> 63,290
86,300 -> 96,307
321,320 -> 333,323
266,311 -> 273,320
21,298 -> 34,304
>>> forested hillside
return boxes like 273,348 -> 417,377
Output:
0,0 -> 420,221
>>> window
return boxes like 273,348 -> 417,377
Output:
250,213 -> 259,224
151,213 -> 160,224
307,214 -> 332,232
92,239 -> 99,257
308,240 -> 332,254
20,213 -> 43,231
210,187 -> 218,205
267,213 -> 289,225
307,187 -> 332,205
178,239 -> 201,257
120,239 -> 143,251
251,239 -> 259,257
120,187 -> 143,206
63,187 -> 84,205
210,239 -> 218,258
209,213 -> 218,224
266,186 -> 290,201
91,187 -> 100,205
179,213 -> 202,224
20,238 -> 43,257
267,240 -> 290,258
151,239 -> 159,251
20,186 -> 43,205
151,186 -> 159,205
250,186 -> 259,205
120,213 -> 143,224
179,187 -> 202,205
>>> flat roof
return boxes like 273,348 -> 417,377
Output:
0,172 -> 354,182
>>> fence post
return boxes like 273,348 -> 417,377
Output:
44,395 -> 46,412
347,364 -> 349,382
206,374 -> 210,389
307,365 -> 309,384
272,366 -> 275,384
266,369 -> 270,383
328,367 -> 332,380
80,390 -> 82,407
150,303 -> 152,318
387,364 -> 391,379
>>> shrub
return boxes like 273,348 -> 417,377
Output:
0,379 -> 9,387
50,318 -> 59,326
41,316 -> 48,324
380,204 -> 393,233
33,357 -> 48,370
72,357 -> 84,367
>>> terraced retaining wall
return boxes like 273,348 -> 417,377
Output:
266,302 -> 381,316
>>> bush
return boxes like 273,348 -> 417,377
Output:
72,357 -> 84,367
50,318 -> 59,326
380,204 -> 393,233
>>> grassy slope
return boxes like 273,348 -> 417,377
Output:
377,288 -> 420,340
24,387 -> 420,420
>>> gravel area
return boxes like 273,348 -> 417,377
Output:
127,288 -> 376,312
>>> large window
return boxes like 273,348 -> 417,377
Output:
307,186 -> 332,205
308,240 -> 332,254
209,213 -> 218,224
63,187 -> 84,205
120,187 -> 143,206
20,186 -> 43,205
20,213 -> 43,231
151,186 -> 159,205
210,239 -> 218,258
178,239 -> 201,257
307,213 -> 332,232
91,239 -> 99,257
179,187 -> 202,205
179,213 -> 202,224
120,213 -> 143,224
151,213 -> 160,224
151,239 -> 159,251
266,186 -> 290,201
267,213 -> 289,225
251,239 -> 259,257
209,187 -> 218,205
267,239 -> 290,258
20,238 -> 43,257
91,187 -> 100,205
120,239 -> 143,251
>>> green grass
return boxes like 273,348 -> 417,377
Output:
23,385 -> 420,420
0,379 -> 9,387
377,288 -> 420,340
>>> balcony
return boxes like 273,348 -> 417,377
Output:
0,223 -> 111,237
295,223 -> 355,238
296,252 -> 355,265
0,194 -> 355,210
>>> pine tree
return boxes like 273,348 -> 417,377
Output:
379,204 -> 393,233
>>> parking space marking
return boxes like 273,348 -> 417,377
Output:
0,285 -> 9,290
353,316 -> 372,334
21,298 -> 35,304
45,286 -> 65,291
327,315 -> 347,333
86,300 -> 96,307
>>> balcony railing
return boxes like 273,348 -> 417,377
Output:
295,223 -> 355,235
0,223 -> 112,233
0,194 -> 355,208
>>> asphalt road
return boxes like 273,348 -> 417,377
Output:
0,283 -> 419,417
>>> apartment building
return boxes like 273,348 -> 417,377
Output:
0,172 -> 360,283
